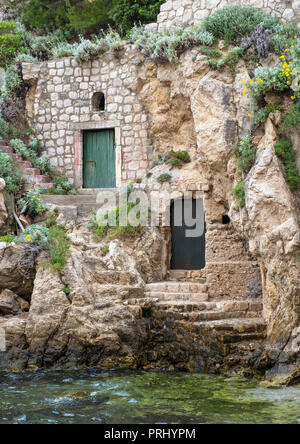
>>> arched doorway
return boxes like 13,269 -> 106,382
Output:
170,198 -> 206,270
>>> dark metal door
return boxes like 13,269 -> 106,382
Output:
171,198 -> 206,270
83,129 -> 116,188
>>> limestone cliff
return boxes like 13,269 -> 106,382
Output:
0,46 -> 299,382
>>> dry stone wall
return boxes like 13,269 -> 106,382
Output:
23,47 -> 153,188
156,0 -> 300,31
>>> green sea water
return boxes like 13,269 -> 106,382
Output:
0,370 -> 300,424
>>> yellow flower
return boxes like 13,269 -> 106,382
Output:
242,80 -> 247,85
36,197 -> 40,201
25,235 -> 32,243
242,88 -> 247,95
248,113 -> 252,117
291,96 -> 296,100
280,55 -> 285,59
287,81 -> 291,84
285,48 -> 289,51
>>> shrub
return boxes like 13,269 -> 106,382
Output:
157,173 -> 172,183
235,134 -> 256,172
203,6 -> 266,44
131,25 -> 214,63
247,66 -> 287,99
254,99 -> 282,125
109,0 -> 163,34
271,23 -> 300,56
53,177 -> 75,194
90,196 -> 146,241
170,150 -> 191,163
17,224 -> 49,247
279,101 -> 300,133
0,21 -> 23,69
241,25 -> 273,58
0,151 -> 24,194
73,37 -> 101,63
5,64 -> 22,94
199,46 -> 222,59
233,179 -> 246,208
17,188 -> 48,217
214,47 -> 244,72
47,225 -> 71,272
0,116 -> 9,136
274,138 -> 300,190
0,234 -> 15,243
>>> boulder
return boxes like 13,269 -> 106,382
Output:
0,244 -> 37,298
0,289 -> 29,315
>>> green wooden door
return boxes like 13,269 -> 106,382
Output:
83,129 -> 116,188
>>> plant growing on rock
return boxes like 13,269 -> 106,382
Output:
202,5 -> 267,45
242,25 -> 273,58
131,25 -> 214,63
0,151 -> 24,194
233,179 -> 246,208
274,139 -> 300,191
17,224 -> 49,247
279,101 -> 300,134
17,188 -> 48,217
157,173 -> 172,183
235,134 -> 256,172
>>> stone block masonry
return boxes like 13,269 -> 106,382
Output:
156,0 -> 300,31
22,47 -> 153,188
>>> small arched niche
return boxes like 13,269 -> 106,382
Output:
92,92 -> 105,112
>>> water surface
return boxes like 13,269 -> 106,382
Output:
0,370 -> 300,424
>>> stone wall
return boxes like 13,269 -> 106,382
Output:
22,47 -> 153,188
156,0 -> 300,31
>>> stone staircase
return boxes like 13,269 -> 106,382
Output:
125,280 -> 266,347
0,140 -> 54,190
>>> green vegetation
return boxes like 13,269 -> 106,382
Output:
17,188 -> 48,217
47,224 -> 71,272
101,246 -> 110,257
90,196 -> 146,241
109,0 -> 164,35
17,224 -> 49,247
254,99 -> 282,125
209,47 -> 244,72
274,139 -> 300,191
0,21 -> 23,69
235,134 -> 256,172
202,6 -> 267,44
279,101 -> 300,134
0,234 -> 15,243
8,0 -> 163,37
16,221 -> 71,272
130,25 -> 214,63
233,180 -> 246,208
157,173 -> 172,183
170,150 -> 191,163
0,151 -> 24,194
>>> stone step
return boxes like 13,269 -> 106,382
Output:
154,300 -> 263,313
25,183 -> 54,191
145,292 -> 209,302
25,168 -> 41,176
220,332 -> 266,344
191,318 -> 267,334
27,175 -> 49,184
146,282 -> 207,293
124,297 -> 159,306
153,309 -> 260,322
